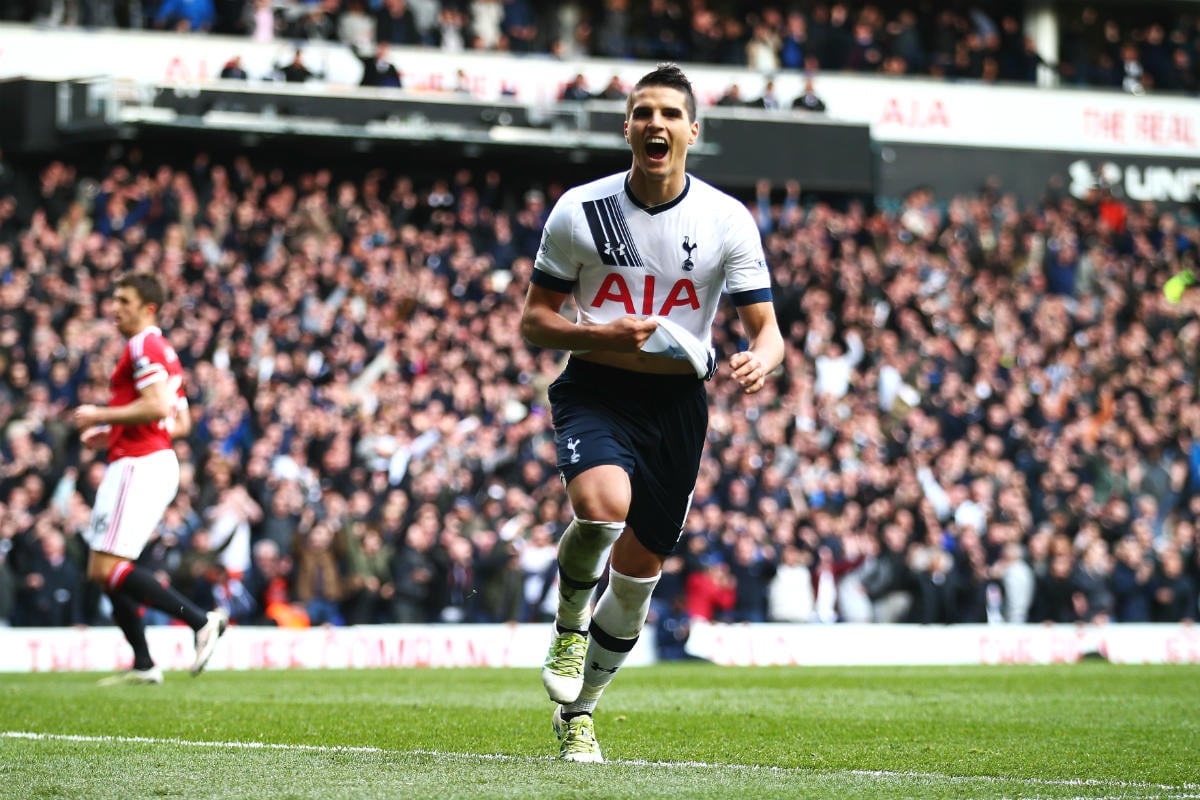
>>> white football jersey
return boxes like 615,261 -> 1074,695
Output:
532,172 -> 773,351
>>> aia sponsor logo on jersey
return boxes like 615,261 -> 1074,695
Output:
588,273 -> 700,316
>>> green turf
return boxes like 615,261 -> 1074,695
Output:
1,663 -> 1197,799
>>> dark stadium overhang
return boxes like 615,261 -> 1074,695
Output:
0,77 -> 876,195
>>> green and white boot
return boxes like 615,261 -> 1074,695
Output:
552,705 -> 603,763
542,629 -> 586,704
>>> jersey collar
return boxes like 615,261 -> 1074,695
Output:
624,174 -> 690,216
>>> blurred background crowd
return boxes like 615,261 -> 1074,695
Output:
1,128 -> 1198,654
2,0 -> 1199,95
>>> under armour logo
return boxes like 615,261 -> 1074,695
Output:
590,661 -> 618,674
566,437 -> 581,464
603,241 -> 627,258
681,236 -> 698,271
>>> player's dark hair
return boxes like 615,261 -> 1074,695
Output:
628,63 -> 697,122
117,272 -> 167,310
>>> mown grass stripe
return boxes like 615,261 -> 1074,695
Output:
5,730 -> 1197,797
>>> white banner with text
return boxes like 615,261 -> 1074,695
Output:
685,621 -> 1200,666
1,622 -> 1197,671
0,623 -> 655,672
1,24 -> 1198,157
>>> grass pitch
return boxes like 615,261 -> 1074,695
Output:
2,662 -> 1197,799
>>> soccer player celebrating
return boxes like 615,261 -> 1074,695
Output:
520,63 -> 785,762
73,272 -> 228,685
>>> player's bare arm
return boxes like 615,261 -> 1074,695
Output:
729,301 -> 785,394
520,284 -> 659,352
73,378 -> 174,429
170,402 -> 192,439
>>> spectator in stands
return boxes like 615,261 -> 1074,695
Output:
274,49 -> 321,83
470,0 -> 505,50
354,42 -> 403,88
767,543 -> 813,622
219,55 -> 249,80
791,76 -> 827,112
375,0 -> 421,45
729,535 -> 776,622
714,83 -> 743,106
1152,546 -> 1196,622
653,593 -> 692,659
248,0 -> 276,43
242,538 -> 304,627
1111,535 -> 1155,622
860,522 -> 915,623
745,20 -> 781,73
1164,46 -> 1198,94
779,11 -> 807,70
595,74 -> 626,101
341,522 -> 396,624
686,556 -> 735,622
153,0 -> 213,31
431,4 -> 467,51
337,0 -> 375,51
470,527 -> 523,623
14,526 -> 82,626
559,72 -> 591,102
1120,41 -> 1148,94
501,0 -> 538,54
292,521 -> 345,626
634,0 -> 685,61
0,534 -> 15,625
991,540 -> 1036,623
845,18 -> 883,72
392,520 -> 440,623
746,79 -> 782,110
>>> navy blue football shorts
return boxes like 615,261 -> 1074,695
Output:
548,357 -> 708,556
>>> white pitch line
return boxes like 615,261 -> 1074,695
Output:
3,731 -> 1197,798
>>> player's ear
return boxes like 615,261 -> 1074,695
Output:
623,119 -> 630,143
688,120 -> 699,146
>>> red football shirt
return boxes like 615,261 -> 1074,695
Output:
107,325 -> 186,461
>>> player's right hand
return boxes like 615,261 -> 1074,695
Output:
607,316 -> 660,351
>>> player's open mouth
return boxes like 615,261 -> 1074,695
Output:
646,137 -> 668,160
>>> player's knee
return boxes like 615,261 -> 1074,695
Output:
87,553 -> 127,587
567,467 -> 631,522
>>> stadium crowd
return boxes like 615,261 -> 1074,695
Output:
5,0 -> 1200,96
0,135 -> 1198,648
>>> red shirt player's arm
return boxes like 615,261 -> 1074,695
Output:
105,337 -> 175,425
171,394 -> 192,438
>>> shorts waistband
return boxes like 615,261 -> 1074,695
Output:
563,357 -> 702,389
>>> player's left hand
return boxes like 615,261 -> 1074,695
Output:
729,351 -> 768,394
80,425 -> 111,450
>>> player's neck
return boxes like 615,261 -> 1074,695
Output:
125,320 -> 157,338
626,171 -> 686,208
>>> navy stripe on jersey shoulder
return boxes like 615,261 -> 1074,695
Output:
729,287 -> 774,306
531,268 -> 575,293
582,194 -> 644,267
624,174 -> 690,216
